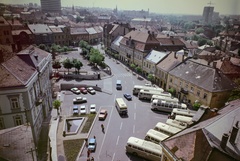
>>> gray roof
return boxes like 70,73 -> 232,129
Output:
112,36 -> 124,46
28,24 -> 52,34
70,28 -> 88,35
169,59 -> 236,92
85,27 -> 97,34
145,50 -> 169,64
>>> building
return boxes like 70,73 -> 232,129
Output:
85,27 -> 98,44
160,99 -> 240,161
40,0 -> 61,14
28,24 -> 53,45
167,58 -> 236,108
0,16 -> 13,44
0,45 -> 53,145
49,25 -> 70,46
202,6 -> 214,24
70,28 -> 89,45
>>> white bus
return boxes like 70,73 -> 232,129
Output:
151,93 -> 172,102
171,108 -> 196,118
175,115 -> 193,125
154,122 -> 181,136
115,98 -> 128,115
151,100 -> 187,113
138,89 -> 163,100
152,95 -> 179,103
132,85 -> 164,95
166,119 -> 187,130
126,137 -> 162,161
145,129 -> 169,144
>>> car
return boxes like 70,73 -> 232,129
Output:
73,105 -> 79,114
87,87 -> 96,94
98,109 -> 108,120
80,105 -> 86,115
70,87 -> 81,94
79,87 -> 88,94
73,97 -> 87,104
123,93 -> 132,100
88,138 -> 97,152
90,104 -> 96,114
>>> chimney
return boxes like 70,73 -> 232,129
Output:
229,122 -> 239,144
220,133 -> 229,149
0,50 -> 4,63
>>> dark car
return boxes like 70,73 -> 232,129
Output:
123,93 -> 132,100
79,87 -> 88,94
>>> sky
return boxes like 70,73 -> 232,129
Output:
1,0 -> 240,15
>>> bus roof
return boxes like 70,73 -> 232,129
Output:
155,122 -> 181,134
146,129 -> 169,141
127,137 -> 162,154
133,85 -> 164,92
152,95 -> 179,103
116,98 -> 127,109
175,115 -> 193,124
166,119 -> 187,129
172,108 -> 196,117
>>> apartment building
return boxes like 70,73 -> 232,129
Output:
49,25 -> 70,46
0,16 -> 13,44
28,24 -> 53,45
0,45 -> 52,145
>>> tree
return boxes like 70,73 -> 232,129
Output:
198,38 -> 207,46
135,66 -> 142,73
89,49 -> 104,66
195,27 -> 204,34
76,16 -> 83,23
62,58 -> 73,74
39,44 -> 47,51
72,59 -> 83,74
53,100 -> 61,115
167,88 -> 176,96
147,74 -> 155,83
193,101 -> 201,110
228,78 -> 240,101
52,60 -> 61,72
79,40 -> 88,48
130,63 -> 136,69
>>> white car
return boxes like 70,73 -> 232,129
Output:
90,104 -> 96,114
80,105 -> 87,115
70,87 -> 81,94
73,97 -> 87,104
87,87 -> 96,94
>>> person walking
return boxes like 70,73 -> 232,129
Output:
101,124 -> 105,133
87,149 -> 91,158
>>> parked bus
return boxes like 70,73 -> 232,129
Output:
154,122 -> 181,136
138,89 -> 163,100
115,98 -> 128,115
145,129 -> 169,144
126,137 -> 162,161
151,95 -> 179,103
132,85 -> 164,95
151,100 -> 187,113
151,93 -> 172,102
175,115 -> 193,125
171,108 -> 196,118
166,119 -> 187,130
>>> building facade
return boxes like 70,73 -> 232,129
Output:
40,0 -> 61,14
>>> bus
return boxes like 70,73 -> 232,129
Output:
126,137 -> 162,161
138,89 -> 163,100
151,93 -> 172,102
145,129 -> 169,144
154,122 -> 181,136
166,119 -> 187,130
132,85 -> 164,95
171,108 -> 196,118
115,98 -> 128,115
151,95 -> 179,103
151,100 -> 187,113
174,115 -> 193,125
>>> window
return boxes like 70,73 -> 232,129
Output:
0,118 -> 5,129
179,81 -> 182,86
190,86 -> 194,92
197,90 -> 200,97
203,93 -> 207,100
170,77 -> 173,83
14,115 -> 23,126
10,97 -> 20,109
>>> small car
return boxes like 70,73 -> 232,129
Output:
80,105 -> 86,115
87,87 -> 96,94
88,138 -> 97,152
79,87 -> 88,94
123,93 -> 132,100
73,97 -> 87,104
70,87 -> 81,94
90,104 -> 96,114
98,109 -> 108,120
73,105 -> 79,114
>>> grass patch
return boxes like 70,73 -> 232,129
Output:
81,114 -> 96,133
64,139 -> 84,161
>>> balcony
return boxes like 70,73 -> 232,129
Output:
181,88 -> 189,94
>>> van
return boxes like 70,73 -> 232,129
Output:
116,80 -> 122,90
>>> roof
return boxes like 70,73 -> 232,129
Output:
93,26 -> 103,33
70,28 -> 88,35
0,16 -> 9,26
169,59 -> 236,92
162,99 -> 240,161
12,29 -> 32,35
85,27 -> 97,34
28,24 -> 52,34
145,50 -> 169,64
157,37 -> 185,46
49,27 -> 63,33
112,36 -> 124,46
131,18 -> 151,22
109,24 -> 119,34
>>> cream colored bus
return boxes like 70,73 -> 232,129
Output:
171,108 -> 196,117
126,137 -> 162,161
154,122 -> 181,136
166,119 -> 187,130
115,98 -> 128,115
132,85 -> 164,95
175,115 -> 193,125
145,129 -> 169,144
151,100 -> 187,113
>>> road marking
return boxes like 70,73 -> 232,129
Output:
112,153 -> 115,161
133,125 -> 135,133
120,122 -> 123,130
116,136 -> 120,145
134,113 -> 136,120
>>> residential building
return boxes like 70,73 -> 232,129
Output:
111,36 -> 124,54
28,24 -> 53,45
85,27 -> 98,44
40,0 -> 61,14
160,99 -> 240,161
157,36 -> 186,52
12,29 -> 34,45
0,16 -> 13,44
7,18 -> 25,30
119,30 -> 160,69
70,28 -> 88,45
93,26 -> 103,42
0,45 -> 53,145
49,25 -> 70,46
167,58 -> 236,108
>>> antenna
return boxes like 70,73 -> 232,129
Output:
207,1 -> 215,6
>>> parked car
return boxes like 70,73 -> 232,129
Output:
88,138 -> 97,152
73,97 -> 87,104
98,109 -> 108,120
73,105 -> 79,114
80,105 -> 86,115
87,87 -> 96,94
90,104 -> 96,114
123,93 -> 132,100
79,87 -> 88,94
70,87 -> 81,94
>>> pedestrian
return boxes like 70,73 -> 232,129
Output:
101,124 -> 105,133
94,135 -> 96,139
85,138 -> 88,147
91,157 -> 94,161
87,149 -> 91,157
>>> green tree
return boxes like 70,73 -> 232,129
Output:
62,58 -> 73,74
198,38 -> 207,46
89,49 -> 104,66
53,100 -> 61,115
147,74 -> 155,83
130,63 -> 136,69
39,44 -> 47,51
195,28 -> 204,34
193,101 -> 201,110
72,59 -> 83,74
79,40 -> 88,48
135,66 -> 142,73
167,88 -> 176,96
52,60 -> 61,72
76,16 -> 83,23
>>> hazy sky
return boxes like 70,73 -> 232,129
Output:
1,0 -> 240,15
